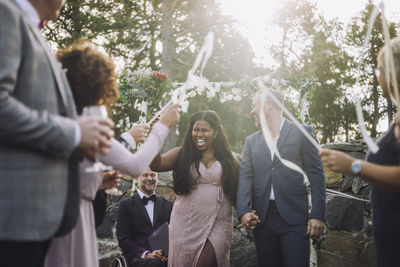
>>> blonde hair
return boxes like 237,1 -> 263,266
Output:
377,37 -> 400,91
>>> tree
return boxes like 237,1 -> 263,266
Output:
346,1 -> 398,137
271,0 -> 356,143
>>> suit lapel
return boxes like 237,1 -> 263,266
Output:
259,131 -> 272,165
153,196 -> 162,226
24,20 -> 73,117
273,119 -> 292,163
133,193 -> 153,226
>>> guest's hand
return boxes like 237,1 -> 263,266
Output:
159,104 -> 181,128
307,219 -> 325,238
99,170 -> 121,190
240,210 -> 260,230
128,124 -> 150,144
319,148 -> 354,173
78,116 -> 114,159
146,250 -> 163,259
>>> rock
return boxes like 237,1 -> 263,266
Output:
230,208 -> 257,267
98,239 -> 121,267
319,230 -> 375,267
323,142 -> 363,152
326,196 -> 364,231
157,171 -> 173,187
324,167 -> 343,189
96,202 -> 119,239
352,177 -> 369,194
155,185 -> 176,202
341,173 -> 356,192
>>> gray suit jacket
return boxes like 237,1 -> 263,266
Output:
237,119 -> 326,226
0,0 -> 79,241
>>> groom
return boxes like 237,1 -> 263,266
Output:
237,89 -> 326,267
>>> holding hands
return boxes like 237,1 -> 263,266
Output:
146,250 -> 167,262
240,210 -> 260,230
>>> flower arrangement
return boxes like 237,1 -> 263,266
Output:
118,68 -> 173,121
111,68 -> 173,136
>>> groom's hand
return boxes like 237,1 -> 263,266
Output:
241,211 -> 260,230
307,219 -> 325,237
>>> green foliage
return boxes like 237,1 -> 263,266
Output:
346,2 -> 398,137
111,68 -> 173,136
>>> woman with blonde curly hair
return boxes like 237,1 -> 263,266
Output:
44,41 -> 181,267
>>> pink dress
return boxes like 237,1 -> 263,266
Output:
45,122 -> 169,267
168,161 -> 233,267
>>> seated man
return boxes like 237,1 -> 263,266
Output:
117,167 -> 173,267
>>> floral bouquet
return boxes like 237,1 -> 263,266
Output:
119,68 -> 172,118
112,68 -> 173,135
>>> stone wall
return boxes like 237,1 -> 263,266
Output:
97,141 -> 376,267
320,141 -> 375,267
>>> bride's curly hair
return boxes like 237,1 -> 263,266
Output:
56,40 -> 119,114
173,110 -> 239,205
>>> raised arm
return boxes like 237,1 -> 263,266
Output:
99,122 -> 170,177
99,104 -> 181,176
150,147 -> 182,172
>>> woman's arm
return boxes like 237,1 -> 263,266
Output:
99,122 -> 170,177
320,148 -> 400,191
150,147 -> 182,172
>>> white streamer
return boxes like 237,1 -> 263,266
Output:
354,3 -> 380,154
258,90 -> 312,212
149,32 -> 214,124
326,189 -> 370,203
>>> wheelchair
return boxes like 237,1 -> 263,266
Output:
111,255 -> 127,267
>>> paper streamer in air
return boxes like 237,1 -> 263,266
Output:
149,32 -> 214,124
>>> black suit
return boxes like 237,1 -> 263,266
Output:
117,192 -> 173,267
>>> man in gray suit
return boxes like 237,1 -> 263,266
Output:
0,0 -> 114,266
237,89 -> 326,267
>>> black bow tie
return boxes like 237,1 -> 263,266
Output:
142,195 -> 156,205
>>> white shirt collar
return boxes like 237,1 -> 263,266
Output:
137,189 -> 153,199
15,0 -> 40,28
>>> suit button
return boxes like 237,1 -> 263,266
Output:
272,167 -> 275,170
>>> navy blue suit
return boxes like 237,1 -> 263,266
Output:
366,124 -> 400,267
237,119 -> 326,267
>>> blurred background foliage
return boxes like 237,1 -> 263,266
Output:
45,0 -> 399,152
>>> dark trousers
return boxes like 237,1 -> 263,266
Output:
254,201 -> 309,267
129,257 -> 166,267
0,239 -> 51,267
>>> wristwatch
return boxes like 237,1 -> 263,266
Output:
351,160 -> 362,175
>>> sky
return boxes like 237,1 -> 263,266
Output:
217,0 -> 400,66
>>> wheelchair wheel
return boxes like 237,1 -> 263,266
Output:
111,255 -> 127,267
